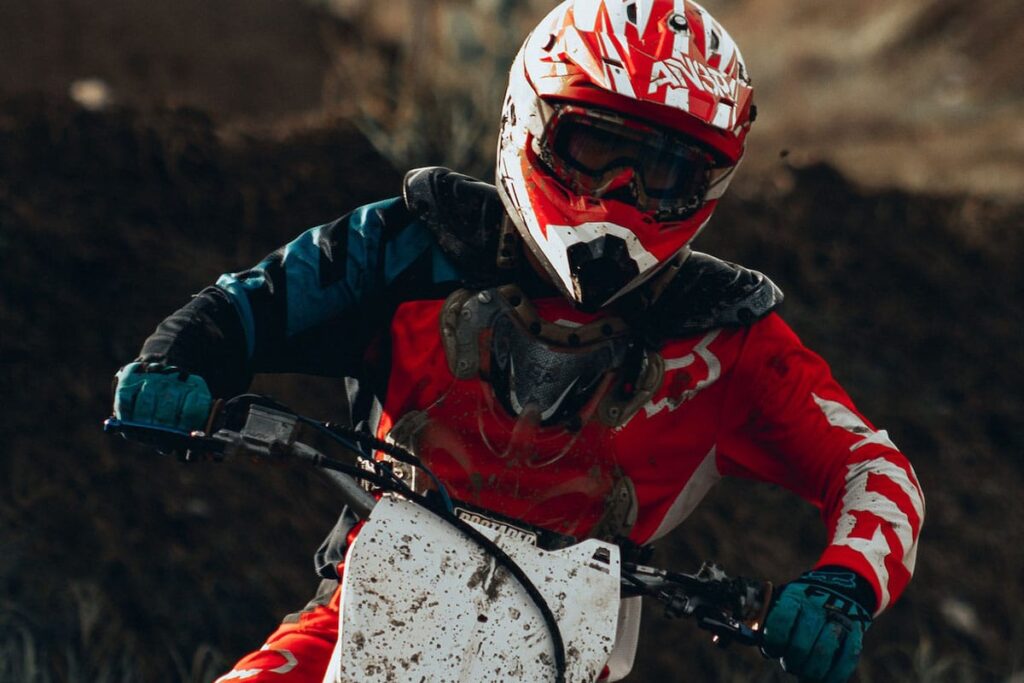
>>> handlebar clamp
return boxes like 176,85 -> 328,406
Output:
212,405 -> 300,460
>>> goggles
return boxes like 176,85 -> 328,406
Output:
537,105 -> 731,219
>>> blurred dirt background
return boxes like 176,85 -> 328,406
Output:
0,0 -> 1021,681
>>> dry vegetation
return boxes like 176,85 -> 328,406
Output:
317,0 -> 551,177
1,1 -> 1022,681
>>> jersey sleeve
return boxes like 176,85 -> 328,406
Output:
716,313 -> 924,615
137,196 -> 462,395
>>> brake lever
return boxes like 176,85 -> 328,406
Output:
695,611 -> 762,647
103,418 -> 226,456
105,404 -> 301,461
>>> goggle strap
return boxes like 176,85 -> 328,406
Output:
704,164 -> 738,201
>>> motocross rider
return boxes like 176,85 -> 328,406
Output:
112,1 -> 924,681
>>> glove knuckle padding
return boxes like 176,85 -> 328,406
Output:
181,379 -> 210,428
113,366 -> 141,418
785,600 -> 826,671
133,380 -> 160,421
826,630 -> 864,683
765,569 -> 872,683
802,619 -> 845,681
763,590 -> 802,655
113,362 -> 211,430
155,381 -> 182,424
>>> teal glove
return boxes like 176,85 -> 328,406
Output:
762,568 -> 874,683
113,362 -> 212,432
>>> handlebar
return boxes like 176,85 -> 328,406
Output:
620,561 -> 771,647
105,399 -> 772,655
104,402 -> 379,518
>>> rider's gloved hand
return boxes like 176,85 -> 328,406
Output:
113,362 -> 212,431
762,567 -> 875,683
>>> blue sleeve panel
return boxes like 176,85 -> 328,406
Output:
214,197 -> 463,375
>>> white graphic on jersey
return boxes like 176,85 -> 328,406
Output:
216,669 -> 262,681
215,648 -> 298,681
648,447 -> 720,541
837,526 -> 892,614
813,393 -> 899,451
831,457 -> 925,614
266,648 -> 298,674
644,330 -> 721,417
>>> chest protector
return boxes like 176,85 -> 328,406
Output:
383,168 -> 782,540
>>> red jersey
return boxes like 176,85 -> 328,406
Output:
379,296 -> 922,613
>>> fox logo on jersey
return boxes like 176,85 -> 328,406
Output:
645,330 -> 722,417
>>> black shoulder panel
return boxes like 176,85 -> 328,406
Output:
643,251 -> 784,341
403,167 -> 505,284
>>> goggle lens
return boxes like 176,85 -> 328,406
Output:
543,111 -> 723,217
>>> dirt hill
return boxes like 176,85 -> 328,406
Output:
0,97 -> 403,681
723,0 -> 1024,197
2,0 -> 1021,197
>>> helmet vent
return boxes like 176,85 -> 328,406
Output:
626,2 -> 637,25
710,30 -> 720,52
667,13 -> 688,33
738,62 -> 750,84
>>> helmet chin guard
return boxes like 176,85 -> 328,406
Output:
496,0 -> 753,310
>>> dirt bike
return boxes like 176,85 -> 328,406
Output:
105,395 -> 773,682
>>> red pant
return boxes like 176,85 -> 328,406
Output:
216,586 -> 341,682
218,579 -> 617,682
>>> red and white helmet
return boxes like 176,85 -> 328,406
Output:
497,0 -> 754,310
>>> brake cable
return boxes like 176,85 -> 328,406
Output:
299,416 -> 455,514
108,401 -> 567,683
294,414 -> 567,683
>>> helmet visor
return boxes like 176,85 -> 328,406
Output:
541,107 -> 723,218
